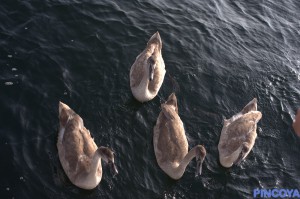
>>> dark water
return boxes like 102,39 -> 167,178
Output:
1,0 -> 300,198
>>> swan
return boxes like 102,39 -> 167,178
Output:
57,102 -> 118,189
153,93 -> 206,180
129,31 -> 166,102
218,98 -> 262,168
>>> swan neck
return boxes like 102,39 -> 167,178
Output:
75,150 -> 102,189
89,150 -> 102,175
175,147 -> 197,178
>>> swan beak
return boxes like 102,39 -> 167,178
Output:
195,159 -> 204,177
109,162 -> 118,176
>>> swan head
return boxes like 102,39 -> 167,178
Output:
98,147 -> 118,176
195,145 -> 206,176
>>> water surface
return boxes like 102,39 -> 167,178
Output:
1,0 -> 300,198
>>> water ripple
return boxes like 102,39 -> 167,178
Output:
1,0 -> 300,198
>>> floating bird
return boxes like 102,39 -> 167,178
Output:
57,102 -> 118,189
153,93 -> 206,180
130,32 -> 166,102
218,98 -> 262,168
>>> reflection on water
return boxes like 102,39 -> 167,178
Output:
1,0 -> 300,198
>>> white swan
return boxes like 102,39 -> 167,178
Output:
57,102 -> 118,189
129,31 -> 166,102
153,93 -> 206,180
218,98 -> 262,168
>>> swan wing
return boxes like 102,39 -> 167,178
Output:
148,53 -> 165,93
61,115 -> 97,177
156,108 -> 188,164
219,114 -> 257,156
130,51 -> 147,88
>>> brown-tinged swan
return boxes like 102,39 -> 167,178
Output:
153,93 -> 206,180
129,31 -> 166,102
218,98 -> 262,168
57,102 -> 118,189
292,108 -> 300,137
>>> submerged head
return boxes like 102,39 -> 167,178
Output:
98,147 -> 118,176
195,145 -> 206,176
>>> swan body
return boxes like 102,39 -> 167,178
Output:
57,102 -> 118,189
130,32 -> 166,102
218,98 -> 262,168
153,93 -> 206,180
